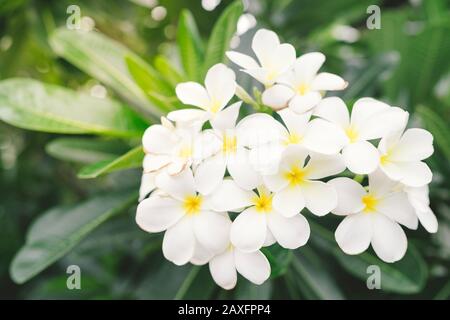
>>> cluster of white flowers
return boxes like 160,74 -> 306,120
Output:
136,29 -> 437,290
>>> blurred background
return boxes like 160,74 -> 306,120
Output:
0,0 -> 449,299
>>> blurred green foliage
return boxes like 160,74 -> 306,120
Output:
0,0 -> 449,300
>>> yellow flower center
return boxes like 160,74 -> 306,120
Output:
296,83 -> 310,96
209,99 -> 221,113
362,194 -> 378,213
266,70 -> 278,82
284,165 -> 308,187
345,126 -> 359,143
183,195 -> 203,215
252,192 -> 273,213
380,152 -> 391,165
178,145 -> 192,158
222,134 -> 237,154
283,132 -> 302,145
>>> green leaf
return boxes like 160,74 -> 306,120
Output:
365,11 -> 450,106
10,189 -> 137,284
416,105 -> 450,160
179,266 -> 217,299
340,53 -> 399,100
46,138 -> 129,164
202,0 -> 243,74
311,221 -> 428,294
135,259 -> 197,299
177,9 -> 204,81
154,55 -> 185,86
233,280 -> 272,300
292,248 -> 344,299
77,146 -> 144,179
261,244 -> 293,278
0,78 -> 148,137
49,28 -> 162,118
125,55 -> 178,112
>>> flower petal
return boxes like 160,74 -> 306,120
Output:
398,161 -> 433,187
263,229 -> 276,246
226,51 -> 259,69
210,101 -> 241,132
357,107 -> 409,141
262,84 -> 295,110
194,211 -> 231,253
288,91 -> 322,114
311,72 -> 348,91
155,169 -> 196,200
302,180 -> 337,216
272,186 -> 305,217
209,249 -> 237,290
405,186 -> 438,233
335,213 -> 372,255
139,172 -> 156,201
230,207 -> 267,252
368,169 -> 397,197
271,43 -> 297,75
175,82 -> 210,109
303,119 -> 347,155
328,177 -> 366,215
143,124 -> 177,154
234,249 -> 271,285
305,153 -> 346,179
205,63 -> 236,112
162,217 -> 195,265
350,97 -> 391,127
371,214 -> 407,263
342,141 -> 380,174
209,179 -> 255,212
294,52 -> 325,83
242,68 -> 273,86
252,29 -> 280,67
390,128 -> 434,162
236,113 -> 286,148
143,154 -> 171,173
416,206 -> 438,233
227,148 -> 262,190
267,211 -> 310,249
191,242 -> 214,265
194,153 -> 227,195
278,108 -> 311,136
136,196 -> 184,233
313,97 -> 350,128
167,108 -> 208,126
377,192 -> 418,229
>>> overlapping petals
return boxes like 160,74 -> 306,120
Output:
136,28 -> 437,290
262,53 -> 347,113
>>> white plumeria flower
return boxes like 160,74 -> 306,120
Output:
314,97 -> 408,174
210,180 -> 310,252
169,63 -> 236,125
136,169 -> 231,266
404,185 -> 438,233
194,102 -> 261,194
329,170 -> 418,263
379,127 -> 434,187
234,110 -> 347,175
262,52 -> 347,113
209,243 -> 270,290
226,29 -> 296,87
142,117 -> 203,175
263,145 -> 345,217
